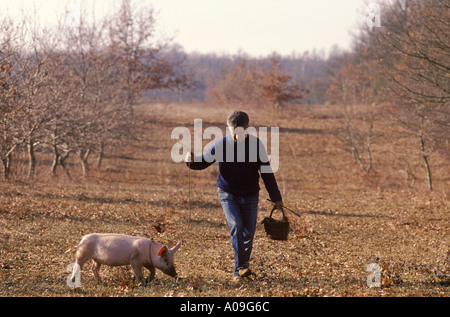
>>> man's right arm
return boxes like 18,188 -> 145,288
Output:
185,144 -> 216,170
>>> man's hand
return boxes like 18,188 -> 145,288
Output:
274,201 -> 283,210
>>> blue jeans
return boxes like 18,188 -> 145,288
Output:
218,188 -> 259,276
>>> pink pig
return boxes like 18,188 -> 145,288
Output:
69,233 -> 181,285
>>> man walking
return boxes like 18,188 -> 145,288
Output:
185,111 -> 283,283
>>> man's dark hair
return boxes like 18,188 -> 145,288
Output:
227,111 -> 249,129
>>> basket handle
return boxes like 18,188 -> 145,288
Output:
269,206 -> 287,220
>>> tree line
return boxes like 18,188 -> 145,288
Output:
155,0 -> 448,190
163,0 -> 449,190
1,0 -> 448,190
148,48 -> 332,105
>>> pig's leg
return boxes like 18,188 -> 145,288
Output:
92,260 -> 102,284
131,263 -> 145,285
144,264 -> 155,282
129,251 -> 145,285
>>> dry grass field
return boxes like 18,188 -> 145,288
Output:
1,103 -> 449,297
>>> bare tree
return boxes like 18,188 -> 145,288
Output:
259,59 -> 309,110
370,0 -> 450,190
0,17 -> 37,179
40,52 -> 76,179
20,19 -> 65,179
207,58 -> 308,108
206,59 -> 262,105
327,60 -> 380,174
107,0 -> 163,107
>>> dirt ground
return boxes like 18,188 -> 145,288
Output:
1,103 -> 448,297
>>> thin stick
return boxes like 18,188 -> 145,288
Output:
267,199 -> 303,218
187,161 -> 192,231
177,139 -> 193,219
188,163 -> 191,212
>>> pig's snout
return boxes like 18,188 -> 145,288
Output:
161,267 -> 178,277
166,267 -> 177,278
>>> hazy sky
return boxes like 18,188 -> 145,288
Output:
157,0 -> 369,56
0,0 -> 373,57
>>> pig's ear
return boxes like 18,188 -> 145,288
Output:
158,246 -> 168,257
171,241 -> 182,253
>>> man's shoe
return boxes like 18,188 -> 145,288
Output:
231,275 -> 243,287
239,268 -> 256,280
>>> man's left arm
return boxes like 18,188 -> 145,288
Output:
258,139 -> 282,205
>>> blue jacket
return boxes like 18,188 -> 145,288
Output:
186,134 -> 282,202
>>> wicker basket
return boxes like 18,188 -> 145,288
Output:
261,207 -> 289,240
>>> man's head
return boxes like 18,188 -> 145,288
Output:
227,111 -> 249,142
227,111 -> 249,130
